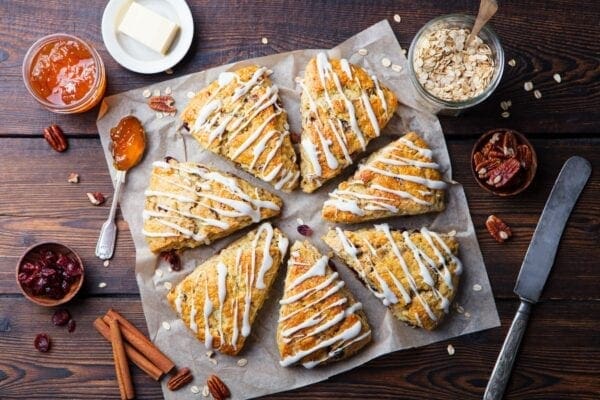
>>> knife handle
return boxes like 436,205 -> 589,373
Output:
483,300 -> 532,400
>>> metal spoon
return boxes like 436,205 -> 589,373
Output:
95,170 -> 126,260
467,0 -> 498,45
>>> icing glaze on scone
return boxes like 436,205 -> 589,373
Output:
299,53 -> 398,192
323,224 -> 462,330
322,132 -> 447,223
143,159 -> 282,253
167,223 -> 289,355
181,65 -> 299,192
277,241 -> 371,368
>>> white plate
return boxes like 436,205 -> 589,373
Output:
102,0 -> 194,74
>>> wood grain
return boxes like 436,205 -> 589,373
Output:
0,297 -> 598,399
0,0 -> 598,136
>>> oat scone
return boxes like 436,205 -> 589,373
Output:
181,65 -> 299,192
143,159 -> 282,253
277,241 -> 371,368
323,224 -> 462,330
299,53 -> 398,192
322,132 -> 447,223
167,223 -> 288,355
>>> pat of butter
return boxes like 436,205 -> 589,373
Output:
118,2 -> 179,55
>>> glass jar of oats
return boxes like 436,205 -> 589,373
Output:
408,14 -> 504,116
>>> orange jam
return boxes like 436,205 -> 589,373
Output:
29,38 -> 97,106
110,116 -> 146,171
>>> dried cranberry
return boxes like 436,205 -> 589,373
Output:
52,309 -> 71,326
34,333 -> 51,352
161,250 -> 182,271
297,224 -> 313,237
164,156 -> 177,163
67,319 -> 76,333
290,132 -> 301,144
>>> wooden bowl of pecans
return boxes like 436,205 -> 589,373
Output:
471,128 -> 537,196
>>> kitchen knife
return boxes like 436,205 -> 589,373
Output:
483,156 -> 592,400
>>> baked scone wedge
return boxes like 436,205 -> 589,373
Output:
322,132 -> 447,223
181,65 -> 299,192
277,240 -> 371,368
323,224 -> 462,330
167,223 -> 288,355
143,159 -> 282,253
299,53 -> 398,192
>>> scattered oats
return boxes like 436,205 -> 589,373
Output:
524,81 -> 533,91
162,321 -> 171,330
507,100 -> 512,107
473,284 -> 482,292
465,312 -> 471,318
501,111 -> 510,118
500,100 -> 510,110
456,305 -> 465,314
261,37 -> 268,44
294,76 -> 302,84
170,111 -> 176,117
190,385 -> 200,394
508,59 -> 516,67
553,73 -> 561,83
448,230 -> 457,236
153,89 -> 161,97
393,14 -> 401,23
165,86 -> 172,95
98,282 -> 107,288
155,269 -> 163,278
156,112 -> 164,119
391,63 -> 402,72
209,357 -> 218,365
381,57 -> 392,67
296,218 -> 305,225
205,350 -> 214,358
266,69 -> 274,75
202,385 -> 210,397
447,344 -> 455,355
103,260 -> 110,267
165,68 -> 173,75
67,172 -> 79,183
357,48 -> 368,56
533,89 -> 542,99
186,91 -> 196,99
237,358 -> 248,367
142,89 -> 151,98
164,281 -> 172,290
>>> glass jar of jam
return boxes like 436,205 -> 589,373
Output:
22,33 -> 106,114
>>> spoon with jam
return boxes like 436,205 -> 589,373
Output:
96,116 -> 146,260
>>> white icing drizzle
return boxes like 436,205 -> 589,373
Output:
372,75 -> 387,113
362,165 -> 448,189
253,223 -> 275,289
370,184 -> 432,206
174,288 -> 184,314
232,112 -> 280,160
301,330 -> 371,369
398,137 -> 433,158
360,90 -> 380,136
328,119 -> 352,164
288,256 -> 328,290
189,302 -> 198,333
216,262 -> 228,346
193,100 -> 221,132
335,227 -> 358,260
301,136 -> 322,177
203,277 -> 214,349
315,124 -> 339,169
231,248 -> 242,348
340,58 -> 352,78
279,272 -> 339,307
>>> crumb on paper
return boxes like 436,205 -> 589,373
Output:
296,217 -> 304,225
155,269 -> 163,277
162,321 -> 171,330
381,57 -> 391,67
165,86 -> 172,95
187,91 -> 196,99
164,281 -> 172,290
153,89 -> 161,97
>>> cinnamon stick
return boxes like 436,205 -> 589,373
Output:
109,318 -> 135,400
104,309 -> 175,374
93,317 -> 163,381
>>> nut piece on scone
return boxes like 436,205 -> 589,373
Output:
167,223 -> 289,355
277,240 -> 371,368
323,224 -> 462,330
322,131 -> 446,223
181,65 -> 299,192
143,159 -> 282,253
299,52 -> 399,193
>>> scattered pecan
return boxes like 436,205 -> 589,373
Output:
67,172 -> 79,183
167,367 -> 193,391
43,124 -> 68,152
207,375 -> 230,400
517,144 -> 533,169
486,215 -> 512,243
86,192 -> 106,206
148,95 -> 176,113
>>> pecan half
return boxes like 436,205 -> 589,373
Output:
486,158 -> 521,188
486,215 -> 512,243
207,375 -> 230,400
148,95 -> 176,113
86,192 -> 106,206
167,367 -> 193,391
43,124 -> 68,152
517,144 -> 533,169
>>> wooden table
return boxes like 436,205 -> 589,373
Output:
1,1 -> 598,399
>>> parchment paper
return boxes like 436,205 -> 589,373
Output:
97,20 -> 500,400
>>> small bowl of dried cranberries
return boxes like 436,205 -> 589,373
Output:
471,128 -> 537,196
16,242 -> 84,307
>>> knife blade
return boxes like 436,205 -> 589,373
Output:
514,156 -> 592,302
484,156 -> 592,400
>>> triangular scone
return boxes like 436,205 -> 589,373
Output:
322,132 -> 447,223
167,223 -> 288,355
143,159 -> 282,253
181,65 -> 299,192
277,241 -> 371,368
323,224 -> 462,330
299,53 -> 398,192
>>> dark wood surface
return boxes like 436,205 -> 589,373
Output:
0,1 -> 598,399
